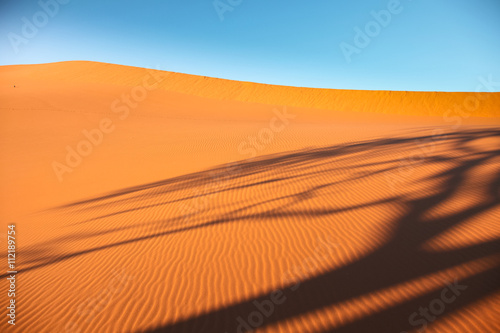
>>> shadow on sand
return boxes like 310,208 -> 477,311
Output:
18,128 -> 500,332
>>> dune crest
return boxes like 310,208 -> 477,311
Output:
2,61 -> 499,117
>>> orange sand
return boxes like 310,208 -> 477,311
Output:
0,61 -> 499,332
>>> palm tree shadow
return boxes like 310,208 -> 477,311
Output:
138,128 -> 500,333
17,128 -> 500,332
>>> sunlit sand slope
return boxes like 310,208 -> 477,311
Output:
1,61 -> 499,117
0,61 -> 499,333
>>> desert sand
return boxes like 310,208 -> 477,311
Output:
0,61 -> 499,332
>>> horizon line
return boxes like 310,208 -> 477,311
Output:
2,60 -> 498,94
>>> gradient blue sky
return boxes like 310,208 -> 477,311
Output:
1,0 -> 499,91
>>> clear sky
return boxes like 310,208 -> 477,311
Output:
1,0 -> 499,91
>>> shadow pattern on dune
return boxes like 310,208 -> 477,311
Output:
18,128 -> 500,332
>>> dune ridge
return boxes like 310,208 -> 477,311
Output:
1,61 -> 499,117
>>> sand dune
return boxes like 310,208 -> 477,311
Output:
0,61 -> 499,332
2,61 -> 500,118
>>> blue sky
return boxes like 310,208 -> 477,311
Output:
1,0 -> 499,91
